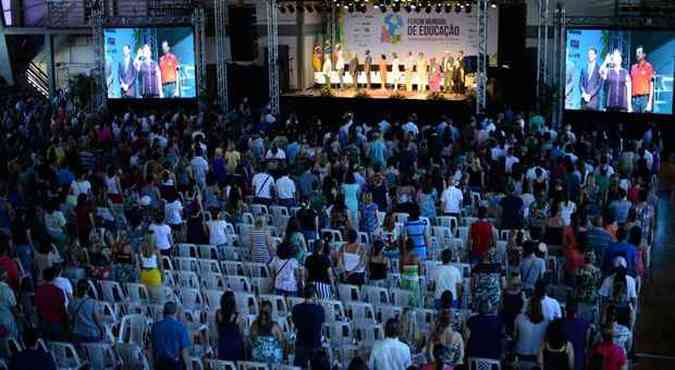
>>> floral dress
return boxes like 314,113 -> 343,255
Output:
251,335 -> 283,363
471,263 -> 503,309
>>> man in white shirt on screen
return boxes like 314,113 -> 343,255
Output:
369,319 -> 411,370
441,179 -> 463,217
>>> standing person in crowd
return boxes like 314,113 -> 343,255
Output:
402,205 -> 430,260
368,240 -> 389,286
560,301 -> 591,370
9,328 -> 57,370
276,168 -> 298,207
538,319 -> 575,370
216,291 -> 245,362
514,298 -> 549,366
519,241 -> 546,296
270,242 -> 302,296
575,250 -> 602,323
251,216 -> 274,264
149,212 -> 173,256
252,165 -> 276,206
468,206 -> 497,265
0,267 -> 20,339
471,247 -> 505,310
35,266 -> 67,340
465,300 -> 503,361
292,284 -> 326,368
305,238 -> 335,300
138,232 -> 164,299
440,179 -> 463,218
150,301 -> 192,370
534,280 -> 563,321
369,319 -> 412,370
250,300 -> 286,363
589,325 -> 627,370
339,229 -> 367,286
501,274 -> 526,336
431,248 -> 463,309
68,279 -> 103,344
400,238 -> 423,307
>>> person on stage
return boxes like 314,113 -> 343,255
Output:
452,50 -> 465,94
391,52 -> 400,91
322,41 -> 333,87
118,44 -> 137,98
600,49 -> 632,112
441,50 -> 454,93
312,42 -> 323,73
134,44 -> 163,98
349,51 -> 359,89
579,47 -> 602,110
429,57 -> 442,93
405,51 -> 415,92
335,43 -> 345,89
630,46 -> 655,113
416,52 -> 428,93
364,50 -> 373,89
159,41 -> 180,98
379,54 -> 388,90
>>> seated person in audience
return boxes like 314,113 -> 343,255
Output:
292,284 -> 326,368
9,327 -> 56,370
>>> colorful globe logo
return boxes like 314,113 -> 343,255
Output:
381,13 -> 403,44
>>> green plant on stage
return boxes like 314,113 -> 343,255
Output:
355,89 -> 370,99
319,85 -> 335,97
389,91 -> 405,100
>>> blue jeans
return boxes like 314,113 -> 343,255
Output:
632,95 -> 649,113
162,82 -> 177,98
279,198 -> 296,207
40,321 -> 65,341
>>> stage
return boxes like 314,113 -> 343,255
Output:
281,87 -> 474,125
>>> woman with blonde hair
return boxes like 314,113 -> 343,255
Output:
138,231 -> 163,298
251,216 -> 274,263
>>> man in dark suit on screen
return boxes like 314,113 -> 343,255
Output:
579,47 -> 602,110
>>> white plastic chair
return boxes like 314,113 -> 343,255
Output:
221,261 -> 245,276
100,280 -> 126,302
80,342 -> 119,370
374,304 -> 403,324
320,228 -> 343,242
47,341 -> 82,370
204,289 -> 226,308
176,243 -> 198,257
355,324 -> 384,347
220,247 -> 241,261
258,294 -> 289,319
202,272 -> 227,290
117,314 -> 148,345
244,263 -> 271,278
250,277 -> 274,295
239,361 -> 270,370
361,285 -> 391,305
176,271 -> 201,289
198,244 -> 221,260
178,287 -> 206,309
223,275 -> 252,292
198,259 -> 223,274
114,343 -> 151,370
234,292 -> 260,316
191,357 -> 206,370
390,288 -> 414,308
208,360 -> 237,370
345,302 -> 377,326
174,257 -> 200,272
337,284 -> 361,302
163,271 -> 177,287
126,283 -> 151,303
468,357 -> 501,370
319,300 -> 347,323
323,321 -> 355,346
394,212 -> 409,224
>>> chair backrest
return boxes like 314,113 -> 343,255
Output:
118,314 -> 148,345
176,243 -> 198,257
394,212 -> 409,224
198,258 -> 223,275
100,280 -> 126,302
126,283 -> 151,303
320,228 -> 343,242
202,272 -> 227,290
176,271 -> 201,289
355,324 -> 384,347
374,304 -> 403,324
337,284 -> 361,302
468,357 -> 501,370
250,277 -> 274,295
208,359 -> 237,370
357,232 -> 370,247
245,263 -> 271,278
81,342 -> 118,370
161,255 -> 174,270
198,244 -> 221,260
361,285 -> 391,305
163,270 -> 177,287
250,204 -> 270,217
191,357 -> 206,370
239,360 -> 270,370
114,343 -> 151,370
0,359 -> 6,370
96,300 -> 118,325
234,292 -> 260,315
47,341 -> 82,370
323,321 -> 354,346
220,247 -> 241,261
204,289 -> 226,308
457,225 -> 469,240
223,275 -> 252,293
319,300 -> 347,322
344,302 -> 376,325
221,261 -> 246,276
390,288 -> 414,308
174,257 -> 199,272
178,287 -> 205,309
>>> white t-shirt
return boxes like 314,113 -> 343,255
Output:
505,155 -> 520,173
164,200 -> 183,225
541,295 -> 562,321
441,186 -> 463,214
368,338 -> 412,370
105,175 -> 121,195
521,193 -> 535,219
208,220 -> 229,246
54,276 -> 74,306
252,172 -> 275,199
431,264 -> 463,300
71,180 -> 92,197
265,149 -> 286,160
560,201 -> 576,226
149,223 -> 173,250
270,257 -> 299,292
599,274 -> 638,302
275,176 -> 296,200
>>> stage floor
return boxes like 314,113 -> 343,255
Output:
283,87 -> 469,101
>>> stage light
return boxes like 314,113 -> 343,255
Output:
404,4 -> 411,12
490,1 -> 497,8
465,3 -> 471,12
393,3 -> 400,11
414,3 -> 421,12
444,4 -> 451,12
359,3 -> 367,12
435,4 -> 442,12
454,2 -> 461,12
348,4 -> 354,12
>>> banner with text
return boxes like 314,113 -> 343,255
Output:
339,8 -> 499,66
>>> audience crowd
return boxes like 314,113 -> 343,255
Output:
0,89 -> 673,370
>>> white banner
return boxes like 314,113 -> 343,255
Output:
340,7 -> 499,65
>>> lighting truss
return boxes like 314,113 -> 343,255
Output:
266,0 -> 280,115
215,0 -> 229,112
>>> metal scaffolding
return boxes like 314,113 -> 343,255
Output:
535,0 -> 550,114
266,0 -> 280,115
92,1 -> 105,111
553,4 -> 565,127
476,0 -> 488,114
193,7 -> 207,98
214,0 -> 230,111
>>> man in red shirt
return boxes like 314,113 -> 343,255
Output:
468,206 -> 498,264
159,41 -> 180,98
630,46 -> 655,113
590,325 -> 627,370
35,266 -> 67,340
